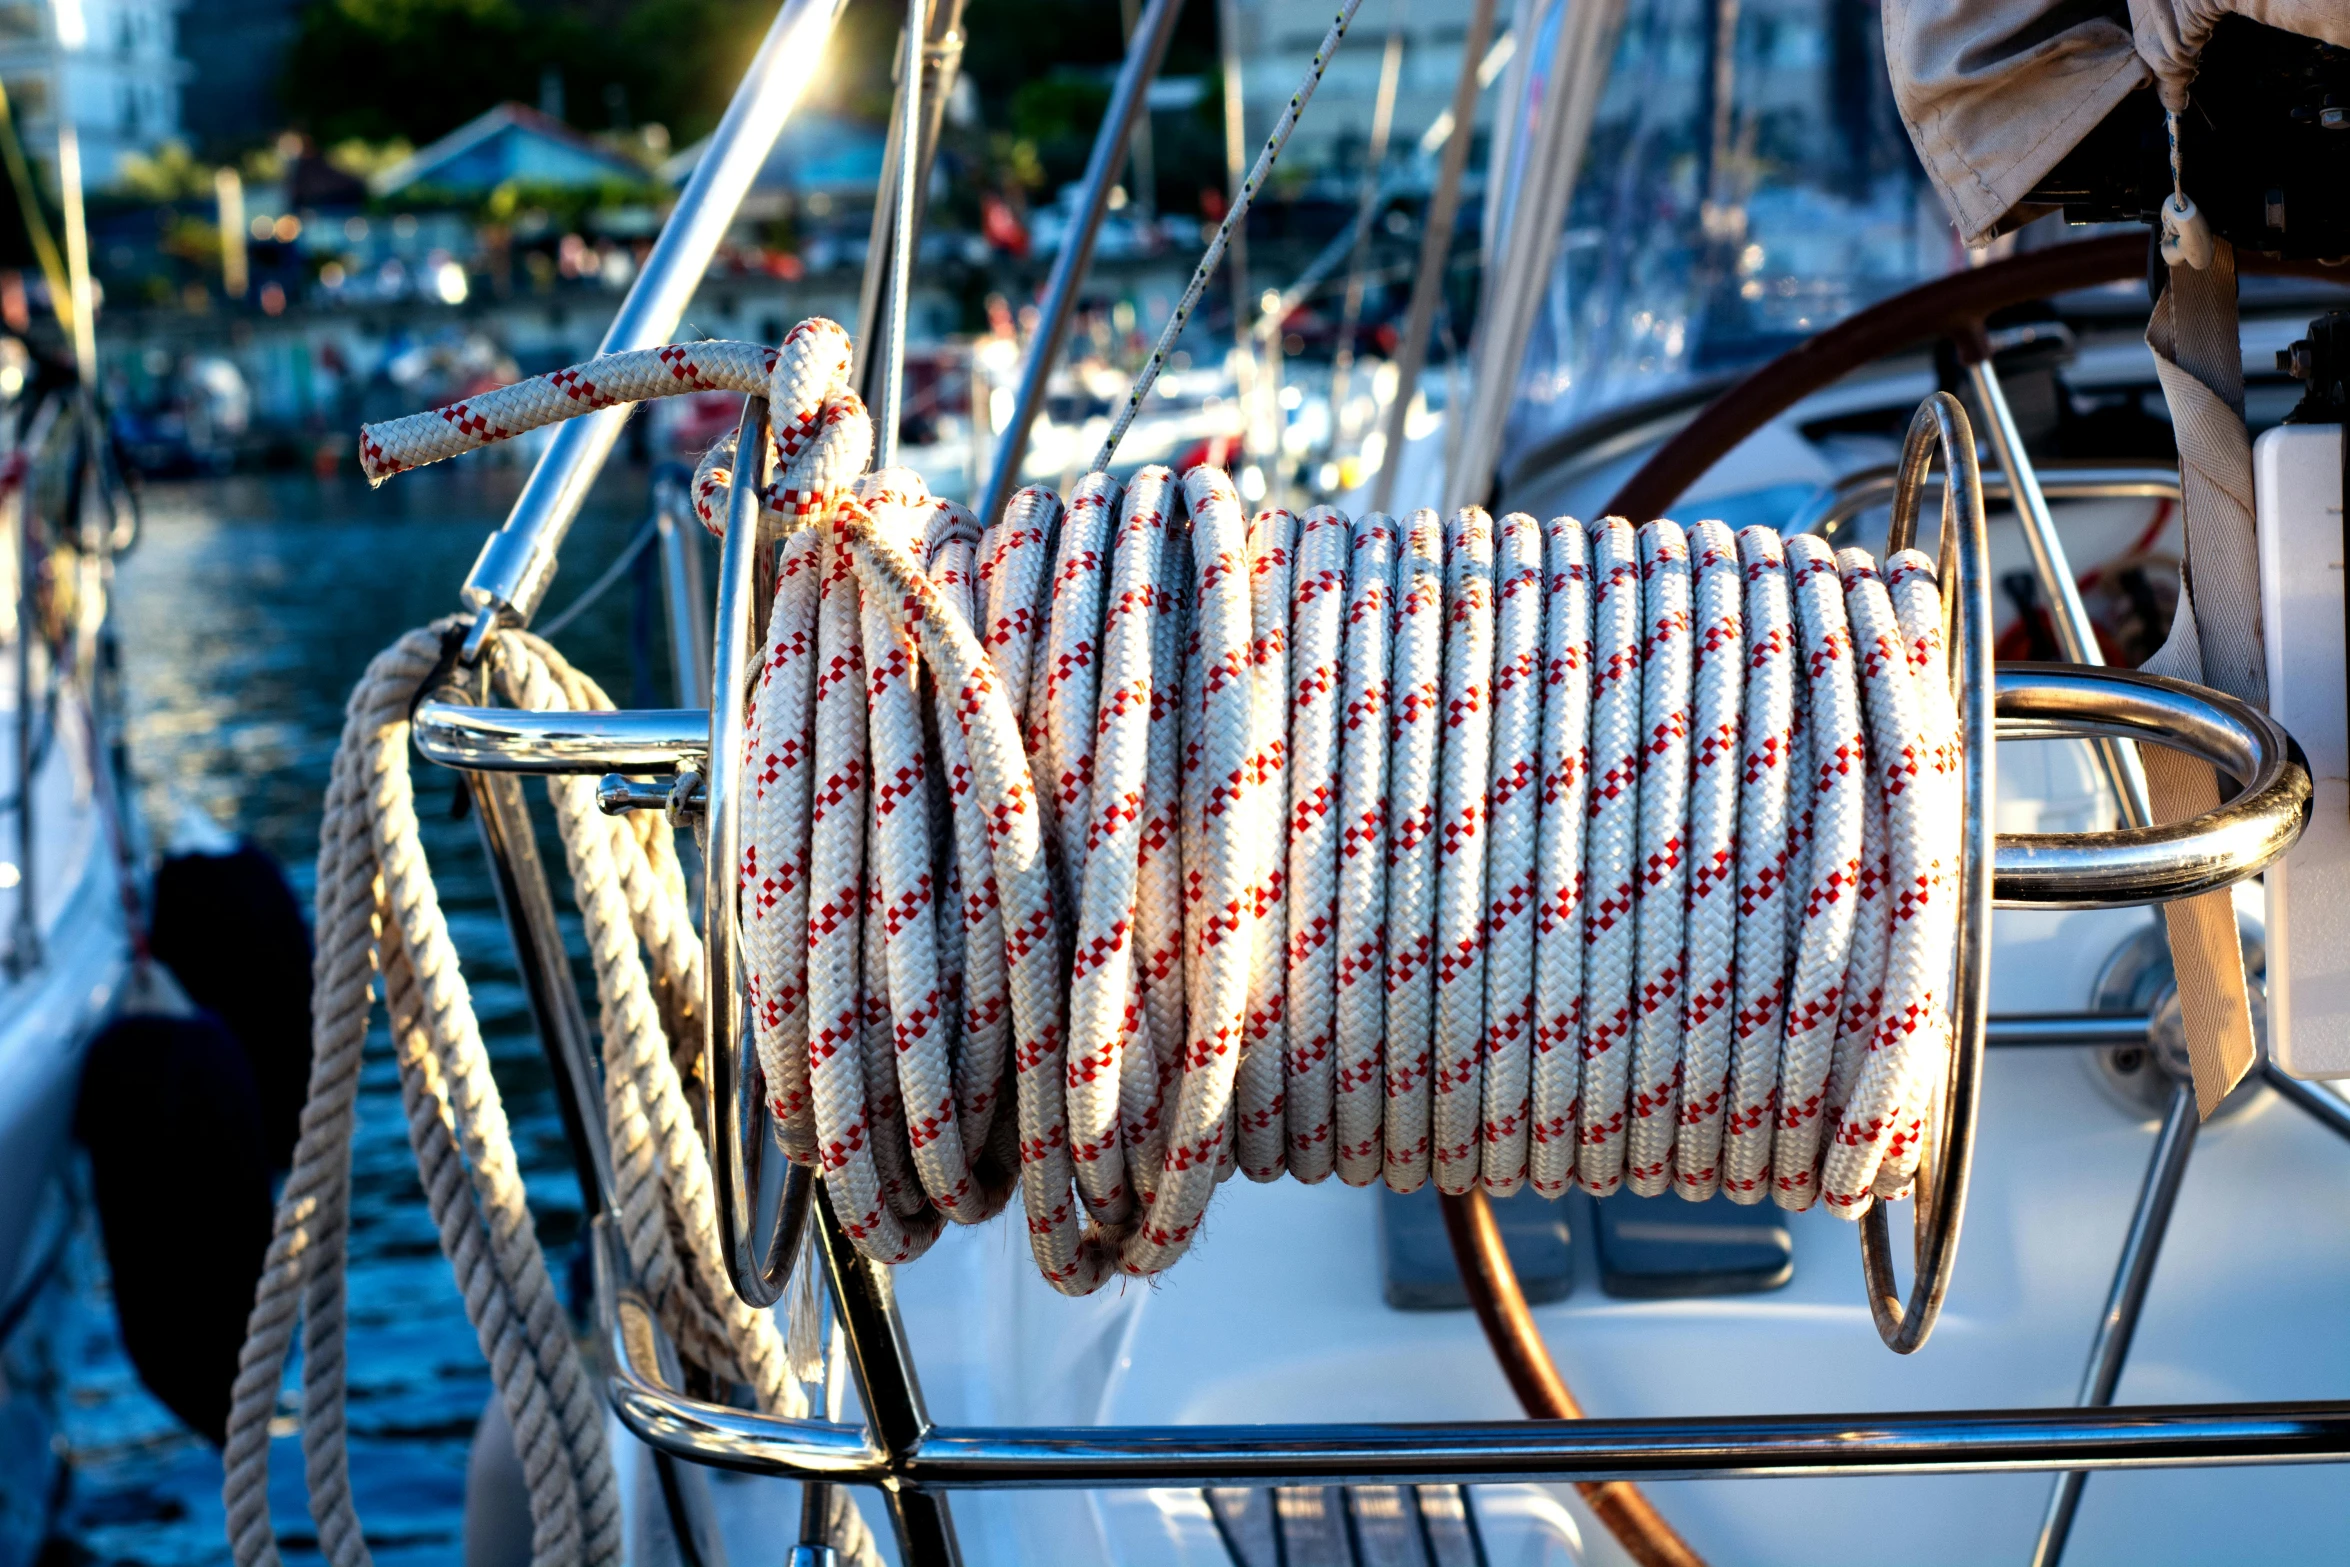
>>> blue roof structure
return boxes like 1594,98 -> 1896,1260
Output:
373,104 -> 649,196
663,112 -> 888,199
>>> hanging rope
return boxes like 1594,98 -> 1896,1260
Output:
222,623 -> 835,1567
355,324 -> 1964,1300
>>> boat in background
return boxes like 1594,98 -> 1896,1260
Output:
0,362 -> 135,1566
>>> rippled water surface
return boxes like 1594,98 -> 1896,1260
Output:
56,468 -> 658,1565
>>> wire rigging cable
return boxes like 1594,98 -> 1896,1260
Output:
355,321 -> 1964,1297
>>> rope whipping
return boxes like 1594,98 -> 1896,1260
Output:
356,321 -> 1965,1298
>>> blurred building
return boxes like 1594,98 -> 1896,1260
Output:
1221,0 -> 1495,178
662,111 -> 888,220
372,103 -> 650,197
0,0 -> 187,181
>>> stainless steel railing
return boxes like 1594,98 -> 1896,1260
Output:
412,669 -> 2311,911
454,0 -> 853,652
590,1209 -> 2350,1487
1796,461 -> 2181,543
409,80 -> 2321,1547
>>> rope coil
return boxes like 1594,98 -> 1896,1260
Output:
354,323 -> 1964,1303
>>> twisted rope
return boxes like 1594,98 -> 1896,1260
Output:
225,620 -> 811,1565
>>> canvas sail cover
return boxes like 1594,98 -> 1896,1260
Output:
1887,0 -> 2350,246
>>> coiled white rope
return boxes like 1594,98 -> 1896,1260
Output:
356,322 -> 1964,1300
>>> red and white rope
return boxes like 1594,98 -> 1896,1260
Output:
365,322 -> 1966,1297
1626,522 -> 1693,1198
1771,535 -> 1867,1208
1237,506 -> 1296,1181
1673,521 -> 1744,1201
1479,510 -> 1545,1198
1526,514 -> 1591,1199
1578,519 -> 1642,1196
1284,506 -> 1353,1182
1429,508 -> 1495,1196
1720,527 -> 1796,1200
1330,512 -> 1397,1186
1382,511 -> 1446,1192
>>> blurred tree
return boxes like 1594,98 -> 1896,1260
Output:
324,137 -> 415,181
610,0 -> 802,147
274,0 -> 1229,211
116,141 -> 222,202
961,0 -> 1223,213
1008,73 -> 1106,192
284,0 -> 558,143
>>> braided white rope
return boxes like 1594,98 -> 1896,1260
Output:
358,324 -> 857,490
1330,512 -> 1396,1185
1527,514 -> 1591,1198
359,320 -> 1964,1301
1284,506 -> 1351,1182
1579,518 -> 1641,1196
1381,511 -> 1445,1191
227,628 -> 622,1567
1626,522 -> 1693,1197
1772,534 -> 1867,1207
1429,508 -> 1495,1196
1238,505 -> 1295,1181
1126,469 -> 1190,1207
1477,511 -> 1544,1200
1674,521 -> 1744,1201
1721,528 -> 1796,1199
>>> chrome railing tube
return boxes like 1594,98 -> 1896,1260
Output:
849,0 -> 969,405
1861,390 -> 1994,1355
8,436 -> 36,975
593,1219 -> 2350,1489
815,1182 -> 961,1563
654,468 -> 711,709
972,0 -> 1183,527
1992,665 -> 2310,908
410,670 -> 2311,913
2262,1064 -> 2350,1145
469,772 -> 614,1213
412,701 -> 709,774
1968,356 -> 2153,829
459,0 -> 853,632
2028,1077 -> 2200,1567
1797,463 -> 2182,542
873,0 -> 926,469
705,397 -> 802,1307
1985,1014 -> 2152,1048
597,1216 -> 884,1476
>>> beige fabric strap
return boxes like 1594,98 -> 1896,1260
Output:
2145,242 -> 2265,706
2142,745 -> 2257,1114
2138,241 -> 2260,1113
